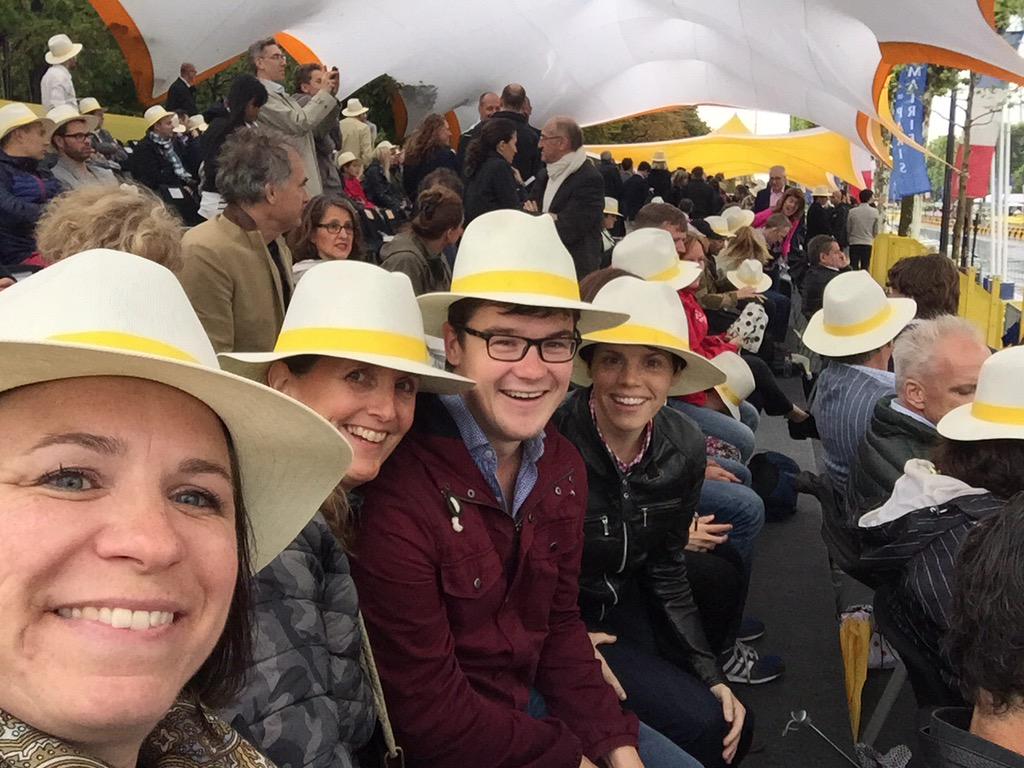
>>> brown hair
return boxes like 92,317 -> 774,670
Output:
412,186 -> 463,239
772,188 -> 806,220
578,267 -> 639,302
36,184 -> 186,272
447,299 -> 578,336
293,62 -> 324,92
720,226 -> 769,265
933,437 -> 1024,500
887,253 -> 960,319
807,234 -> 838,266
403,114 -> 449,167
765,213 -> 790,231
418,167 -> 463,198
634,202 -> 688,231
288,194 -> 364,262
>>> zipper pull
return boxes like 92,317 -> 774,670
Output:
600,515 -> 609,536
446,492 -> 464,533
643,510 -> 648,527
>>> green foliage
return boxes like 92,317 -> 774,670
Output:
926,134 -> 949,199
0,0 -> 140,113
582,107 -> 709,144
789,116 -> 816,131
995,0 -> 1024,31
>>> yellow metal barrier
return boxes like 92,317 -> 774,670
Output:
868,234 -> 929,287
0,99 -> 147,143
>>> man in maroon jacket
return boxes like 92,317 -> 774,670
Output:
351,210 -> 702,768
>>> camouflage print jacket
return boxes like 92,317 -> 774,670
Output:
221,513 -> 376,768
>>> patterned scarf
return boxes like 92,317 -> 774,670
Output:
0,700 -> 275,768
149,132 -> 192,183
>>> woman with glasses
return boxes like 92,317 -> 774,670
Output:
379,185 -> 463,295
288,194 -> 363,279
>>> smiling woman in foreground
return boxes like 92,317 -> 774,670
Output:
0,249 -> 350,768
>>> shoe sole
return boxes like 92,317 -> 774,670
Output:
736,629 -> 765,642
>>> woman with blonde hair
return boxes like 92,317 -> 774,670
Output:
35,182 -> 185,272
401,113 -> 459,199
363,141 -> 408,212
715,226 -> 770,279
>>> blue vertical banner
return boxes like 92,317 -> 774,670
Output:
889,64 -> 932,201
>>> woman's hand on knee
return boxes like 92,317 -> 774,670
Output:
710,683 -> 746,764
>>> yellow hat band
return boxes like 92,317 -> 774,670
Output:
451,270 -> 581,302
274,327 -> 429,364
970,401 -> 1024,426
717,384 -> 743,406
585,323 -> 691,352
48,331 -> 199,363
822,304 -> 894,337
648,263 -> 685,283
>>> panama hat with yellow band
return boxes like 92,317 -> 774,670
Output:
938,346 -> 1024,441
0,103 -> 56,144
572,276 -> 726,396
610,228 -> 703,291
0,249 -> 352,572
803,270 -> 916,357
221,260 -> 474,394
711,351 -> 755,420
417,208 -> 628,336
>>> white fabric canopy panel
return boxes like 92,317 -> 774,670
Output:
95,0 -> 1023,155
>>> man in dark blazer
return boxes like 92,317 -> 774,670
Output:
621,161 -> 651,221
490,83 -> 541,183
526,116 -> 604,278
753,164 -> 787,212
165,62 -> 198,115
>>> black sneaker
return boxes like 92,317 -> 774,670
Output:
737,616 -> 765,642
721,640 -> 785,685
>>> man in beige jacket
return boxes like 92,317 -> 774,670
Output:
339,98 -> 373,168
179,127 -> 306,353
250,37 -> 340,197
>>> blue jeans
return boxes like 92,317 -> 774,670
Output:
527,690 -> 703,768
738,400 -> 760,434
671,400 -> 756,462
700,475 -> 764,565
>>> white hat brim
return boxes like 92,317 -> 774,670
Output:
0,115 -> 57,143
726,271 -> 773,293
665,262 -> 703,291
937,401 -> 1024,442
0,341 -> 351,572
573,342 -> 726,396
417,291 -> 629,337
46,42 -> 82,65
52,113 -> 99,133
802,298 -> 917,357
715,388 -> 742,420
342,107 -> 369,117
219,348 -> 475,395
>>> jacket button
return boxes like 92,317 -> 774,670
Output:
473,577 -> 482,589
554,486 -> 562,495
467,489 -> 476,499
528,513 -> 535,523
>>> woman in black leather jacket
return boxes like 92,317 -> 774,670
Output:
555,273 -> 754,768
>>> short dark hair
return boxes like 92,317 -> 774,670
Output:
691,166 -> 705,179
636,161 -> 651,173
933,438 -> 1024,500
808,234 -> 837,265
418,167 -> 463,198
293,62 -> 324,92
478,91 -> 497,107
887,254 -> 960,319
859,189 -> 874,204
447,299 -> 578,335
947,495 -> 1024,714
578,267 -> 639,302
634,202 -> 687,231
500,83 -> 526,111
621,157 -> 633,172
827,349 -> 880,366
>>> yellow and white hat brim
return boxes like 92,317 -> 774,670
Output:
938,400 -> 1024,442
726,270 -> 773,293
803,298 -> 916,357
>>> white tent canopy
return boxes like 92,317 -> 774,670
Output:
96,0 -> 1024,155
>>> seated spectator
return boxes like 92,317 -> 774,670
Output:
402,113 -> 459,199
35,182 -> 184,271
621,160 -> 650,220
380,185 -> 462,295
363,140 -> 408,213
851,316 -> 989,523
78,96 -> 128,169
351,209 -> 701,768
336,151 -> 375,209
0,103 -> 61,267
886,252 -> 961,319
179,127 -> 305,352
921,497 -> 1024,766
556,274 -> 759,767
801,234 -> 849,319
804,270 -> 917,507
129,105 -> 194,190
601,196 -> 622,259
462,116 -> 522,225
715,220 -> 768,279
219,261 -> 474,768
199,74 -> 268,219
287,193 -> 362,279
47,104 -> 115,190
752,188 -> 805,276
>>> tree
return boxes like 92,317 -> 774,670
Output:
582,107 -> 709,144
789,116 -> 816,131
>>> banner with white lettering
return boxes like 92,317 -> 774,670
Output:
889,64 -> 931,201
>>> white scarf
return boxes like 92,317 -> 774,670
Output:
858,459 -> 989,528
542,147 -> 588,212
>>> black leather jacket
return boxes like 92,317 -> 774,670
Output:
554,388 -> 724,687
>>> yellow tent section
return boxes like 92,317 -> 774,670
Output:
0,99 -> 148,143
586,114 -> 870,190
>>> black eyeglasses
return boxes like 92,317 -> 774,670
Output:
316,221 -> 355,234
456,325 -> 580,363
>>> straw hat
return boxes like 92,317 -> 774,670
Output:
376,140 -> 396,151
573,276 -> 726,396
78,97 -> 105,115
417,209 -> 628,336
803,270 -> 916,356
611,228 -> 703,291
727,259 -> 773,293
186,114 -> 209,133
0,249 -> 352,571
722,205 -> 755,231
171,115 -> 186,135
335,150 -> 358,168
221,261 -> 474,394
342,98 -> 369,117
46,104 -> 99,133
143,105 -> 175,130
0,103 -> 56,143
711,351 -> 755,420
651,151 -> 668,164
938,346 -> 1024,441
604,196 -> 622,217
45,33 -> 83,65
811,186 -> 831,198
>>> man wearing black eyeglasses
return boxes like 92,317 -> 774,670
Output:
51,114 -> 115,190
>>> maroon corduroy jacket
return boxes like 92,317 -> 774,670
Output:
351,395 -> 639,768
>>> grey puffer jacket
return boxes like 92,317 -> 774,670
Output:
222,512 -> 376,768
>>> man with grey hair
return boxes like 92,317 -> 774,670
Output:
179,127 -> 307,353
753,165 -> 786,213
456,90 -> 500,167
847,315 -> 990,520
525,115 -> 604,278
249,37 -> 340,197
